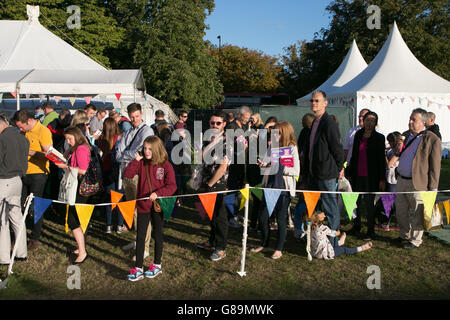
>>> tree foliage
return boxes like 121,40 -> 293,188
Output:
282,0 -> 450,101
209,44 -> 283,93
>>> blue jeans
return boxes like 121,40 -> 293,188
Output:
294,200 -> 306,235
308,176 -> 340,246
333,244 -> 358,257
105,183 -> 124,227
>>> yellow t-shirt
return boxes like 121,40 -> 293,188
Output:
25,121 -> 53,175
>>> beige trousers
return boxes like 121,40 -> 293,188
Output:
122,176 -> 151,247
395,176 -> 424,247
0,176 -> 27,263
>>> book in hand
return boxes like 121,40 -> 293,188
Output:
270,147 -> 294,167
45,146 -> 67,164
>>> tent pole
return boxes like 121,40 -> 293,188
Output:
16,89 -> 20,111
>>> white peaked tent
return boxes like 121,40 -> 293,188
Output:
0,5 -> 176,124
296,39 -> 368,105
327,22 -> 450,142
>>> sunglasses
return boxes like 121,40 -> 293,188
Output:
180,115 -> 188,118
210,121 -> 223,126
310,99 -> 321,103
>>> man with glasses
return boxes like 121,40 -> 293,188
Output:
196,111 -> 233,261
175,111 -> 188,130
305,91 -> 345,247
0,113 -> 29,264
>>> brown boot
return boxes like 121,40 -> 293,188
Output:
27,240 -> 41,251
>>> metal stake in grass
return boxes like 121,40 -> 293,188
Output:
237,185 -> 250,277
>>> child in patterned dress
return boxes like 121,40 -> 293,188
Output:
305,211 -> 372,260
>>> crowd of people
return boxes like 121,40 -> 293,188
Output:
0,90 -> 443,281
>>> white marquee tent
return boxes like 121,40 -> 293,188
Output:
0,5 -> 176,124
296,39 -> 368,105
326,22 -> 450,143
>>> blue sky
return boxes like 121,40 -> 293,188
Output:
204,0 -> 333,57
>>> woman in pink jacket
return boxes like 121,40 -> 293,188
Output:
124,136 -> 177,281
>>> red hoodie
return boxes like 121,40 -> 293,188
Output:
123,159 -> 177,213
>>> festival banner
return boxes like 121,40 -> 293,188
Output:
75,204 -> 95,233
381,194 -> 397,218
303,192 -> 321,218
420,192 -> 437,218
263,189 -> 281,218
117,200 -> 136,229
341,193 -> 360,220
110,190 -> 123,211
33,197 -> 52,224
159,196 -> 177,221
198,193 -> 217,221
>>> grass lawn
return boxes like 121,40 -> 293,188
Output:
1,160 -> 449,300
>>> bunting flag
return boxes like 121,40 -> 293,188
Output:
341,193 -> 360,220
194,201 -> 207,220
10,91 -> 17,99
75,204 -> 95,234
0,93 -> 3,103
420,191 -> 437,218
239,188 -> 249,211
171,201 -> 179,218
69,97 -> 76,106
303,192 -> 321,218
110,190 -> 123,211
84,96 -> 92,105
159,197 -> 177,221
250,184 -> 263,201
39,94 -> 45,103
380,194 -> 397,218
115,93 -> 121,101
198,193 -> 217,221
98,95 -> 106,103
53,96 -> 61,104
26,94 -> 30,100
65,205 -> 69,233
443,201 -> 450,225
117,200 -> 136,230
263,189 -> 281,217
33,197 -> 52,224
224,194 -> 236,216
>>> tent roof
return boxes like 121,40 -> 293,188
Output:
297,39 -> 367,104
332,22 -> 450,95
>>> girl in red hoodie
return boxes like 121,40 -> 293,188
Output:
124,136 -> 177,281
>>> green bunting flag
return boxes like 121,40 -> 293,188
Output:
250,184 -> 263,201
341,193 -> 360,220
159,197 -> 178,221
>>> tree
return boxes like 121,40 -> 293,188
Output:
0,0 -> 126,68
129,0 -> 223,109
209,44 -> 283,93
281,0 -> 450,101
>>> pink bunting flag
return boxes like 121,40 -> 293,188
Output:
84,96 -> 92,105
10,91 -> 17,99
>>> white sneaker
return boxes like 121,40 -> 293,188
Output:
132,250 -> 149,261
122,241 -> 136,251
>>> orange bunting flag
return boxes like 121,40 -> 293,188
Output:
111,190 -> 123,211
118,200 -> 136,230
198,193 -> 217,221
75,204 -> 95,234
303,192 -> 321,217
443,201 -> 450,226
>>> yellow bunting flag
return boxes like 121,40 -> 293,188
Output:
443,200 -> 450,225
117,200 -> 136,230
111,190 -> 123,211
65,205 -> 69,233
239,188 -> 249,210
420,191 -> 437,218
198,193 -> 217,221
75,204 -> 95,234
303,192 -> 321,218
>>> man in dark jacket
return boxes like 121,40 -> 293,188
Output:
0,113 -> 30,264
305,91 -> 345,246
426,112 -> 441,141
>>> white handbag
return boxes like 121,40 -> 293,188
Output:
58,167 -> 79,205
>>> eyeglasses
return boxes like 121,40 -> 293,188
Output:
180,115 -> 188,118
210,121 -> 223,126
310,99 -> 321,103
